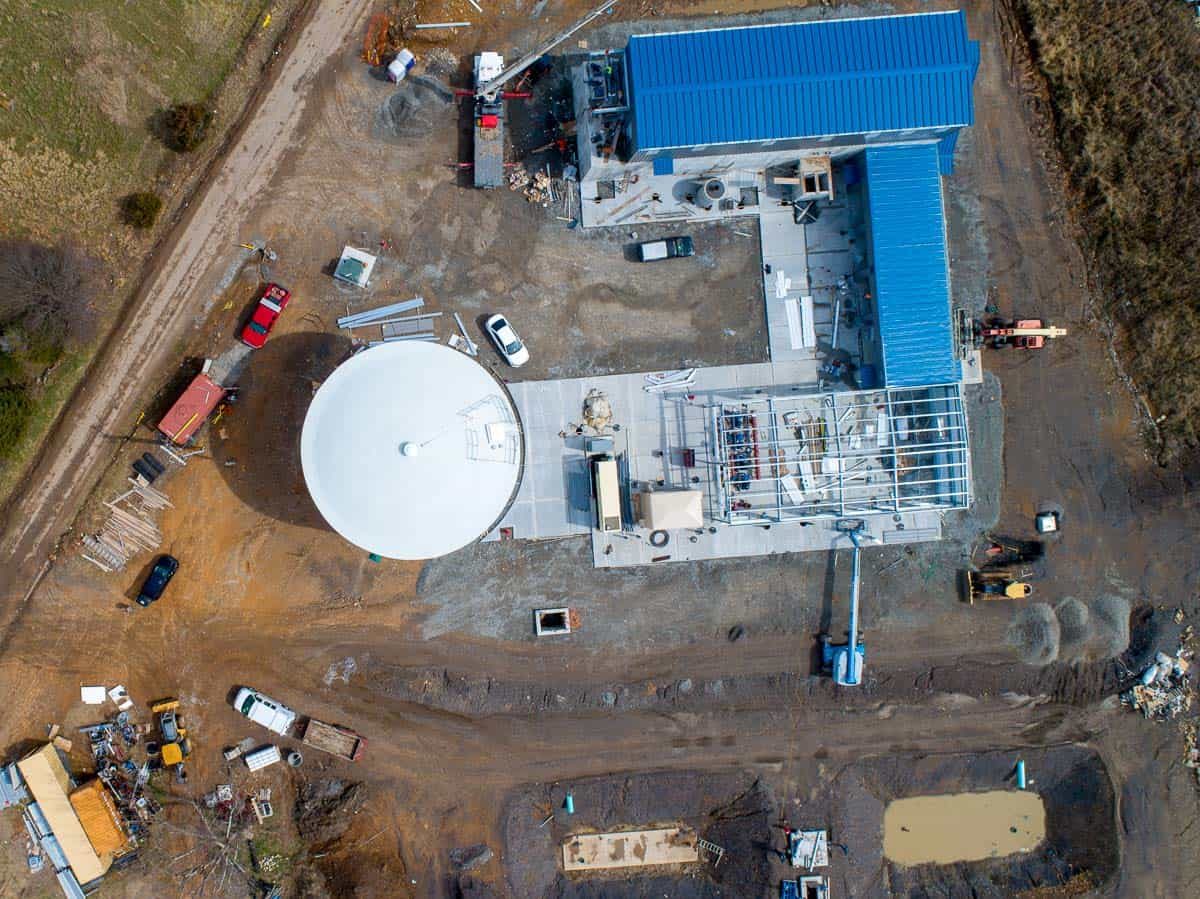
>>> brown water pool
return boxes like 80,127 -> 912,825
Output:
883,790 -> 1046,866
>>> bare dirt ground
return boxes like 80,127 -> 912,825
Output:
1,1 -> 1199,898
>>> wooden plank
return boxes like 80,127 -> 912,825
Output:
563,827 -> 699,871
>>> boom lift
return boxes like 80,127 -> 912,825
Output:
820,520 -> 873,686
468,0 -> 617,188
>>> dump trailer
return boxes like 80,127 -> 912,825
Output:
300,718 -> 366,761
157,372 -> 226,445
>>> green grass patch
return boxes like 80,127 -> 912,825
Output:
0,383 -> 34,457
0,348 -> 87,500
0,1 -> 266,162
249,831 -> 302,883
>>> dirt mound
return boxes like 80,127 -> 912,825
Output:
1008,603 -> 1061,666
295,778 -> 365,847
1093,595 -> 1131,659
376,78 -> 452,141
1055,597 -> 1091,652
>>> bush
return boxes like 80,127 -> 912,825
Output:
0,351 -> 20,384
0,239 -> 100,348
164,101 -> 214,152
123,191 -> 164,229
0,383 -> 33,457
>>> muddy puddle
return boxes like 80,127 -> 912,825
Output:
883,790 -> 1046,865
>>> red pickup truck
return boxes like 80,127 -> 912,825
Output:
240,283 -> 291,349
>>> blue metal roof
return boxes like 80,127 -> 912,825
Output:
865,143 -> 959,388
625,11 -> 979,152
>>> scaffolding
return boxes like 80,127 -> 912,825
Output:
709,384 -> 970,524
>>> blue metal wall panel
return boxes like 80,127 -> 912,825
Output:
865,144 -> 959,387
626,11 -> 978,152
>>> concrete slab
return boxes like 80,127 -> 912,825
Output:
489,361 -> 952,568
562,827 -> 699,871
591,507 -> 943,569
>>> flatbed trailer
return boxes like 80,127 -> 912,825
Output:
157,373 -> 226,445
300,718 -> 366,761
473,95 -> 505,189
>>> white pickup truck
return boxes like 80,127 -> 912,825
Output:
232,687 -> 297,736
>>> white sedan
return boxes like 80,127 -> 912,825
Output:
484,313 -> 529,367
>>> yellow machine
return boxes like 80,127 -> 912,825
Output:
966,569 -> 1034,604
150,698 -> 191,781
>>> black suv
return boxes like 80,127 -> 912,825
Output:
136,555 -> 179,607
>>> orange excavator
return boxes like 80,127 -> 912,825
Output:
973,318 -> 1067,350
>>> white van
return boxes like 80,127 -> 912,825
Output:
592,455 -> 622,533
233,688 -> 297,736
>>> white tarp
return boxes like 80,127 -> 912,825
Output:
80,686 -> 106,705
641,490 -> 703,530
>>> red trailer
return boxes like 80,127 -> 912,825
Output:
157,373 -> 226,445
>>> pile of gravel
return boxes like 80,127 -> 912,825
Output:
1055,597 -> 1092,652
1092,594 -> 1132,658
1007,603 -> 1061,666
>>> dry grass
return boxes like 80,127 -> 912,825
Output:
1011,0 -> 1200,459
0,1 -> 267,242
0,1 -> 270,502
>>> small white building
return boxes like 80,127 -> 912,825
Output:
333,246 -> 378,288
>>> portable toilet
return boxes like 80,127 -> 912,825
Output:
387,49 -> 415,83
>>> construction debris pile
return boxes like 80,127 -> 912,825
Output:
1121,638 -> 1194,722
509,168 -> 555,206
80,477 -> 172,572
80,711 -> 161,845
169,784 -> 275,893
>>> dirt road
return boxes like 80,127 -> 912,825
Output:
0,0 -> 375,624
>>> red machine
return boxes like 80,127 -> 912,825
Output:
974,318 -> 1067,349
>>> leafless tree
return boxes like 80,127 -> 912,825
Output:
0,238 -> 100,347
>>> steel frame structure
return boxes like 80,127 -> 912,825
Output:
708,384 -> 970,524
